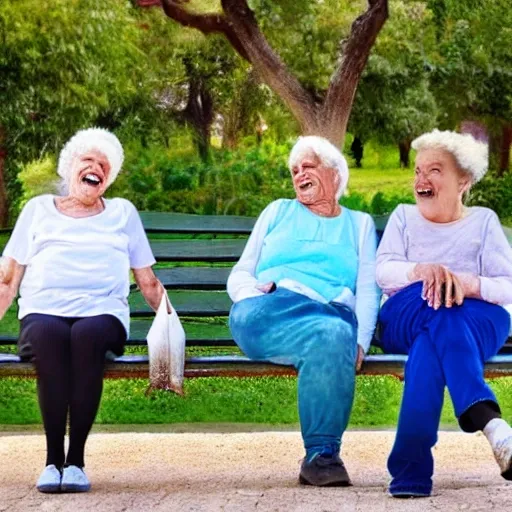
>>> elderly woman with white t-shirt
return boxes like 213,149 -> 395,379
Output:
0,128 -> 165,493
376,130 -> 512,498
228,136 -> 380,487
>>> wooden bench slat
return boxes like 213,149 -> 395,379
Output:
150,239 -> 246,262
151,267 -> 231,290
130,290 -> 232,317
140,212 -> 255,234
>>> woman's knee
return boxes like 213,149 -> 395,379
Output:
20,314 -> 71,351
71,315 -> 126,354
229,297 -> 267,330
304,317 -> 357,361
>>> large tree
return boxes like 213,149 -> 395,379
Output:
138,0 -> 389,147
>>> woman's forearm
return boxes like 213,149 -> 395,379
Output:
142,279 -> 166,312
132,266 -> 169,312
376,260 -> 417,293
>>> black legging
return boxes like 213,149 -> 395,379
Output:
20,314 -> 126,468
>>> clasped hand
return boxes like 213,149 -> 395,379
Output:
410,263 -> 468,310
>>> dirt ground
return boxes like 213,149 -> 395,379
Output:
1,430 -> 512,511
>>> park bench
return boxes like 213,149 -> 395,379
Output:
1,211 -> 512,381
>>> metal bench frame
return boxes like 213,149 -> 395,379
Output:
1,211 -> 512,381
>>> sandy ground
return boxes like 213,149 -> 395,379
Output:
1,430 -> 512,511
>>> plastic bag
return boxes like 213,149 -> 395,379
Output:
146,292 -> 186,394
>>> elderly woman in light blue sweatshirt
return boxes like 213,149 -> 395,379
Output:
228,136 -> 380,487
376,130 -> 512,498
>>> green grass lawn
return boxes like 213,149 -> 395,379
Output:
2,374 -> 512,428
348,167 -> 413,199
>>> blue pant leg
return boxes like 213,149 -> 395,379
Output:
297,305 -> 357,451
379,284 -> 445,495
229,289 -> 357,451
425,301 -> 511,431
385,332 -> 444,496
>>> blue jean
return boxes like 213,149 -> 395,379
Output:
229,287 -> 358,453
379,282 -> 511,495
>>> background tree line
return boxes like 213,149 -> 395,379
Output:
0,0 -> 510,225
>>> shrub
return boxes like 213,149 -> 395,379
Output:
468,173 -> 512,220
17,156 -> 59,207
341,191 -> 414,215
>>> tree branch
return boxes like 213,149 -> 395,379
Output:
137,0 -> 250,60
322,0 -> 389,145
221,0 -> 318,133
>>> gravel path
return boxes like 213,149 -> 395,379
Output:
1,430 -> 512,511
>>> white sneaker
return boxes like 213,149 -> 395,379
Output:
36,464 -> 61,493
484,418 -> 512,480
61,465 -> 91,492
491,435 -> 512,479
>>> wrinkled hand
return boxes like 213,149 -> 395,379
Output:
410,263 -> 464,309
256,281 -> 276,294
356,345 -> 365,372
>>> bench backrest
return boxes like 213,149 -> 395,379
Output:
1,210 -> 512,350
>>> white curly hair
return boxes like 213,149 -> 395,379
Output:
57,127 -> 124,190
288,136 -> 349,199
412,129 -> 488,183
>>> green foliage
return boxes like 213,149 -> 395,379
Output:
17,156 -> 57,206
429,0 -> 512,130
341,191 -> 414,216
0,0 -> 147,215
107,138 -> 416,217
468,173 -> 512,220
111,140 -> 293,215
349,1 -> 438,147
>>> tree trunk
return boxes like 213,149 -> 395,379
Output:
222,71 -> 259,149
195,123 -> 211,165
398,139 -> 411,168
499,124 -> 512,175
140,0 -> 388,148
222,97 -> 244,150
350,136 -> 364,168
0,127 -> 9,227
182,59 -> 214,168
489,124 -> 511,178
222,112 -> 240,150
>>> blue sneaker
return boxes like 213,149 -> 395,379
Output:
61,465 -> 91,493
36,464 -> 61,493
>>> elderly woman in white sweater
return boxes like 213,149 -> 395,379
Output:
228,136 -> 380,487
0,128 -> 166,493
376,130 -> 512,498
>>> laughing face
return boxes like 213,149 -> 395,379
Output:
69,150 -> 111,204
291,150 -> 340,208
414,148 -> 470,223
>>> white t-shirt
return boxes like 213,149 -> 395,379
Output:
3,195 -> 156,336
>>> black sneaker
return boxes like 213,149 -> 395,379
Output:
299,452 -> 352,487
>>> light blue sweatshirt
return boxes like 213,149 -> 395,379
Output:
227,199 -> 381,351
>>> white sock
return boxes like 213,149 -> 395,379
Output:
483,418 -> 512,448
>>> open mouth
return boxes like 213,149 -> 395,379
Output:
82,173 -> 102,187
299,181 -> 313,190
416,188 -> 434,198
